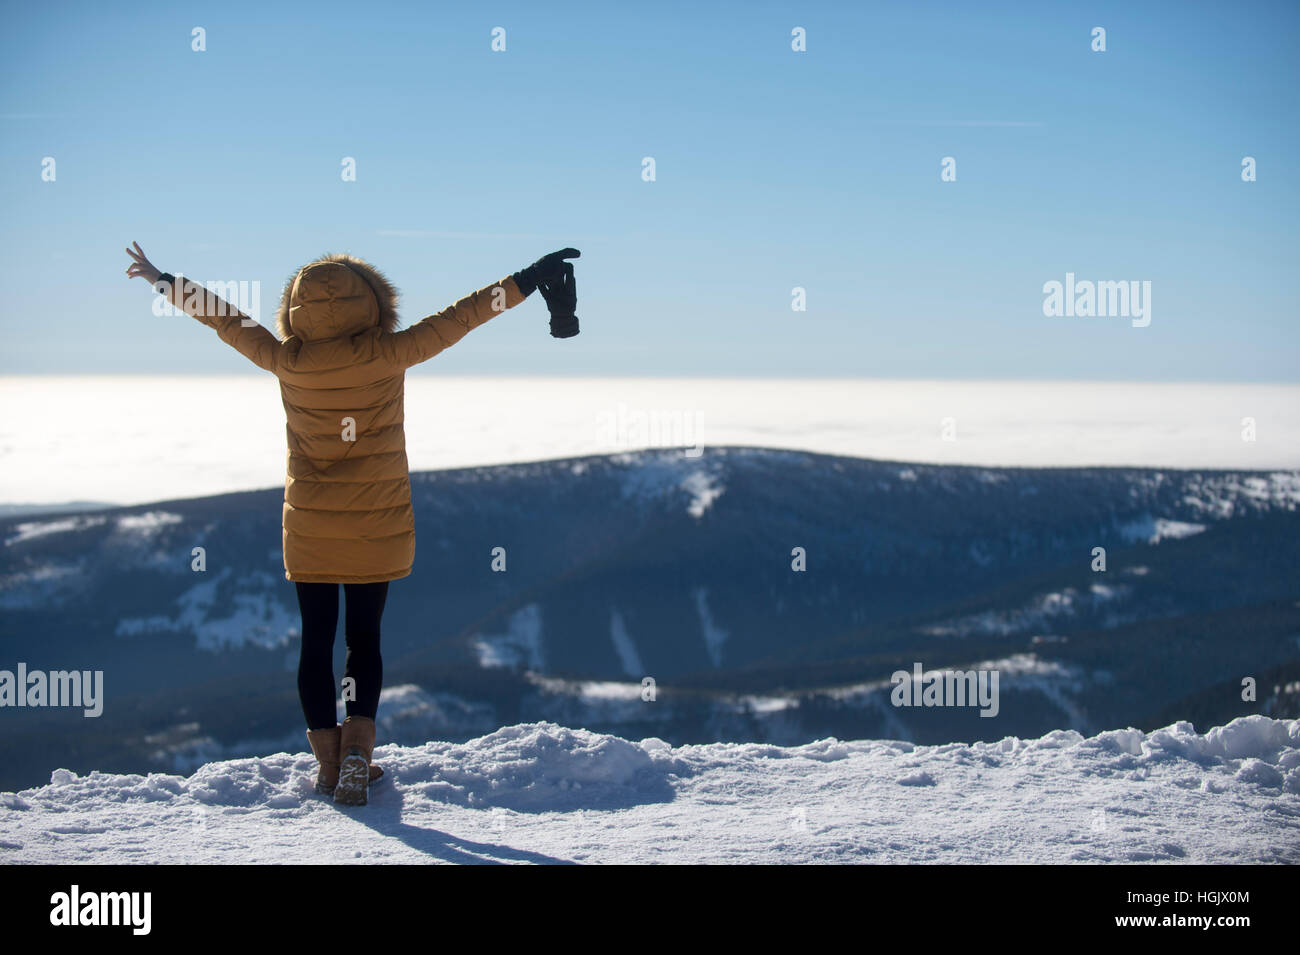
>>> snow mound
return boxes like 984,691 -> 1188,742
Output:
188,756 -> 305,807
391,723 -> 684,810
1113,716 -> 1300,764
2,717 -> 1297,864
897,770 -> 937,786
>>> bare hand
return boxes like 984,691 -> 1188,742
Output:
124,241 -> 162,285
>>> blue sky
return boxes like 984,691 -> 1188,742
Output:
2,0 -> 1296,379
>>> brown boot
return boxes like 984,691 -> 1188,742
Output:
306,725 -> 341,795
335,715 -> 377,806
353,721 -> 383,788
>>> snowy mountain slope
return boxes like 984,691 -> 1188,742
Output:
3,447 -> 1298,790
2,717 -> 1296,865
5,448 -> 1297,675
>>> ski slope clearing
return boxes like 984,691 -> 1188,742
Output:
2,717 -> 1296,865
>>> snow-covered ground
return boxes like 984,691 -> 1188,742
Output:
3,717 -> 1296,864
2,377 -> 1297,507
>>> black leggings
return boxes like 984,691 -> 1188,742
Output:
294,581 -> 389,730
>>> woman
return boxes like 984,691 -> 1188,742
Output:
124,242 -> 579,806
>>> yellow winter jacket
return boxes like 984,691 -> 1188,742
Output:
165,255 -> 526,583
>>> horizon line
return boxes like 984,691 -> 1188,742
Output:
2,373 -> 1299,386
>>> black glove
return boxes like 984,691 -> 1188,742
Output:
512,248 -> 581,338
539,261 -> 579,338
512,248 -> 580,297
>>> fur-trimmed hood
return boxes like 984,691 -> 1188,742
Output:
275,253 -> 400,343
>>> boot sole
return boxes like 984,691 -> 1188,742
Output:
334,752 -> 370,806
315,773 -> 383,799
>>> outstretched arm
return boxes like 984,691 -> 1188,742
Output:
125,241 -> 280,374
382,276 -> 527,369
381,249 -> 580,369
